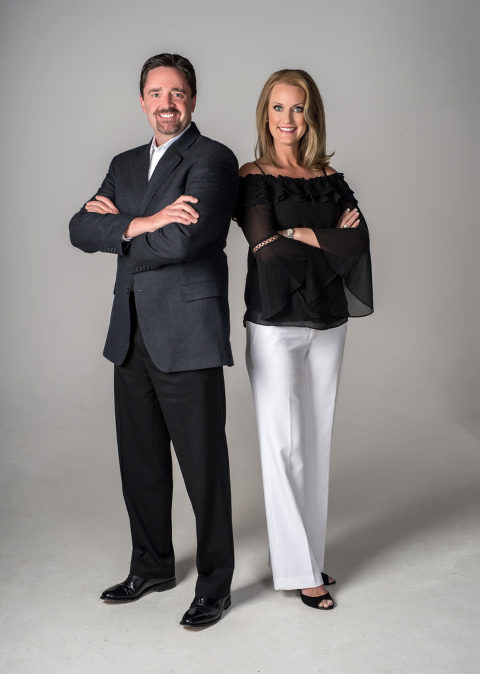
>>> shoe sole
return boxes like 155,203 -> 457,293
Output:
180,595 -> 232,628
101,577 -> 176,602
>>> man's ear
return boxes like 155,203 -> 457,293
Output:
191,95 -> 197,114
140,96 -> 146,114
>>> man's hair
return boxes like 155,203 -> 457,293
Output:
140,53 -> 197,98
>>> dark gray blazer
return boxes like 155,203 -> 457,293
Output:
70,123 -> 238,372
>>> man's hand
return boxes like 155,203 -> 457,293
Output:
85,195 -> 119,214
124,195 -> 199,239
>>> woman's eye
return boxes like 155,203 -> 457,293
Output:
293,106 -> 304,113
273,105 -> 283,112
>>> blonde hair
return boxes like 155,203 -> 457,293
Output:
255,69 -> 334,169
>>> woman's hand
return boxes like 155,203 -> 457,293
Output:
337,208 -> 360,228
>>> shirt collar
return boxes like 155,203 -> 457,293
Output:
149,123 -> 192,159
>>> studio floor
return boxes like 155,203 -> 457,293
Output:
1,405 -> 479,674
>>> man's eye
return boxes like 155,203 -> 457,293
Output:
273,105 -> 282,112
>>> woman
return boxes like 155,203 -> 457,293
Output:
235,69 -> 373,609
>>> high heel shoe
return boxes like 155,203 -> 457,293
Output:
299,589 -> 335,610
321,572 -> 336,586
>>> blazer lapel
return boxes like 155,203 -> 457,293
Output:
139,153 -> 181,214
129,144 -> 150,208
139,123 -> 201,215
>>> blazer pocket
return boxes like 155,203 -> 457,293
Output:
181,280 -> 227,302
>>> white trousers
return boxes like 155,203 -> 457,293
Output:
246,321 -> 347,590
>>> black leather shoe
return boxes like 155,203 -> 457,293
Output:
100,574 -> 176,601
180,594 -> 231,627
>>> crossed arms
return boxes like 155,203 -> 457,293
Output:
69,151 -> 238,269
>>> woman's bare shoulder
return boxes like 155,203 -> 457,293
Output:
239,161 -> 264,177
323,165 -> 338,176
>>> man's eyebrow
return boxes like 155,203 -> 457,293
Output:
147,87 -> 186,94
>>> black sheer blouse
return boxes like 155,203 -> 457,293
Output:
234,171 -> 373,329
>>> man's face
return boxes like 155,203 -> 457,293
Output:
140,66 -> 196,144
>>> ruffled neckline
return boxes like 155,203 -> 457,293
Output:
236,171 -> 353,208
239,171 -> 344,184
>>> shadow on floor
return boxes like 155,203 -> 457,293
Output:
232,575 -> 272,608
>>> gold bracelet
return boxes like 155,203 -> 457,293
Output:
252,234 -> 280,254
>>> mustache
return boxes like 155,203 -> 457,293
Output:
155,108 -> 178,115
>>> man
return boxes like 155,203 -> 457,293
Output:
69,53 -> 237,628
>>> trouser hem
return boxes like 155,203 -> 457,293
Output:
273,573 -> 324,591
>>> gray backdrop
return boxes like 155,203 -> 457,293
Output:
1,1 -> 479,672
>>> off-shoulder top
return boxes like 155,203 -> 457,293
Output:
234,169 -> 373,329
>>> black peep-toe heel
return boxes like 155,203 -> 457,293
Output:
299,589 -> 335,610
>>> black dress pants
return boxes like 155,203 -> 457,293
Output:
113,298 -> 234,597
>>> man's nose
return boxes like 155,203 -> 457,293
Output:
156,93 -> 171,107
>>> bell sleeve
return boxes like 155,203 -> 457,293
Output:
235,182 -> 310,319
310,175 -> 373,317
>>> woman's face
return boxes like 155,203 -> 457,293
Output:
267,83 -> 307,149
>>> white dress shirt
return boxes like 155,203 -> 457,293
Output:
147,123 -> 191,180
